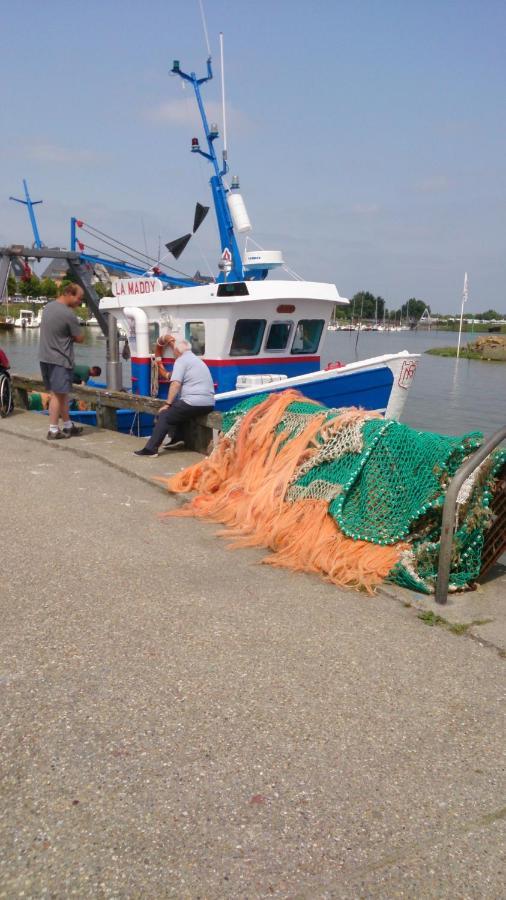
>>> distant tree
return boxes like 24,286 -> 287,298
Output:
397,298 -> 428,320
376,296 -> 386,320
39,277 -> 57,298
19,274 -> 41,298
480,309 -> 501,321
7,274 -> 17,296
93,281 -> 113,299
350,291 -> 386,321
332,304 -> 348,320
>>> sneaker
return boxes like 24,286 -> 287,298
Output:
62,423 -> 84,437
134,448 -> 159,457
164,439 -> 185,451
47,430 -> 70,440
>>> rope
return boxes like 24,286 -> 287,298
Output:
244,235 -> 304,281
79,223 -> 195,279
80,235 -> 155,271
151,357 -> 159,398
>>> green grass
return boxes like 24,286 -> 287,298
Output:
417,610 -> 493,634
425,347 -> 506,362
1,301 -> 90,321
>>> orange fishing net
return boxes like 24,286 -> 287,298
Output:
157,390 -> 405,593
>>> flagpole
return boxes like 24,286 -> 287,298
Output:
456,272 -> 468,359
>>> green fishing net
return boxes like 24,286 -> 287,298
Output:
222,394 -> 505,593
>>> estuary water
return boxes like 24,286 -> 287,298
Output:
1,326 -> 505,438
322,328 -> 505,438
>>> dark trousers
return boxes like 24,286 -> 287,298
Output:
145,399 -> 215,451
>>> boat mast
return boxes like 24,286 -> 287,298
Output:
456,272 -> 469,359
171,55 -> 244,282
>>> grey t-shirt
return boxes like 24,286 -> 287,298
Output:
172,351 -> 215,406
39,301 -> 82,369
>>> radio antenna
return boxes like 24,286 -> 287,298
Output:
198,0 -> 211,56
220,32 -> 228,160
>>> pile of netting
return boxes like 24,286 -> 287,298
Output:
158,390 -> 506,594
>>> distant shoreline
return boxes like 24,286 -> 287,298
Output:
427,336 -> 506,362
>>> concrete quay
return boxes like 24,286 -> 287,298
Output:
1,410 -> 505,898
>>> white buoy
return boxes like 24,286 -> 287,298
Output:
227,190 -> 252,233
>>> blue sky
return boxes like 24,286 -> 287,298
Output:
1,0 -> 505,313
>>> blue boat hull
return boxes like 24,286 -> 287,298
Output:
214,366 -> 394,413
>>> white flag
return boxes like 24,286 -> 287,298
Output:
462,272 -> 469,305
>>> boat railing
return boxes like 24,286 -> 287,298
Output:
435,425 -> 506,604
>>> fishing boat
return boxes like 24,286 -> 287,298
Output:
13,309 -> 42,328
96,48 -> 418,424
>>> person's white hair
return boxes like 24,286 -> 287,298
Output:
173,339 -> 191,354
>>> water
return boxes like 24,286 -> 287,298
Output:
2,327 -> 504,438
322,329 -> 505,437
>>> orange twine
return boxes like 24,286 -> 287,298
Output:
156,391 -> 405,593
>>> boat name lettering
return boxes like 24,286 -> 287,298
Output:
398,360 -> 417,390
112,277 -> 162,297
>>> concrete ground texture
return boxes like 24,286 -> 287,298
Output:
1,411 -> 505,898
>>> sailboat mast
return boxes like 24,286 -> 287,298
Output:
456,273 -> 468,359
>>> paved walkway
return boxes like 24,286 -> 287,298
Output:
1,412 -> 505,898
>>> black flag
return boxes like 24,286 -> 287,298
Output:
193,202 -> 209,233
165,233 -> 192,260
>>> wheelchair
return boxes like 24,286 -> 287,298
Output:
0,368 -> 13,417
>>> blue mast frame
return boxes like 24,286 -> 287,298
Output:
67,55 -> 267,287
10,179 -> 44,248
171,57 -> 245,283
70,217 -> 199,287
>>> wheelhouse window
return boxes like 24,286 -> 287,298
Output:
291,319 -> 324,354
230,319 -> 266,356
217,282 -> 249,297
265,321 -> 293,351
185,321 -> 205,355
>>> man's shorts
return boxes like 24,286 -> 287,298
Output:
40,362 -> 73,394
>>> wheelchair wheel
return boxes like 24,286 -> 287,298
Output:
0,373 -> 13,417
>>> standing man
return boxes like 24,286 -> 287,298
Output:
134,337 -> 215,457
39,283 -> 85,440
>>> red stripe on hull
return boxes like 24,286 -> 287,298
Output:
132,355 -> 320,367
202,356 -> 320,367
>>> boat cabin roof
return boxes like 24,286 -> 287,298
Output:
100,280 -> 346,311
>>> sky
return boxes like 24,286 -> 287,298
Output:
0,0 -> 505,314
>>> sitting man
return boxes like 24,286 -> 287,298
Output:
73,364 -> 102,384
134,337 -> 215,457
